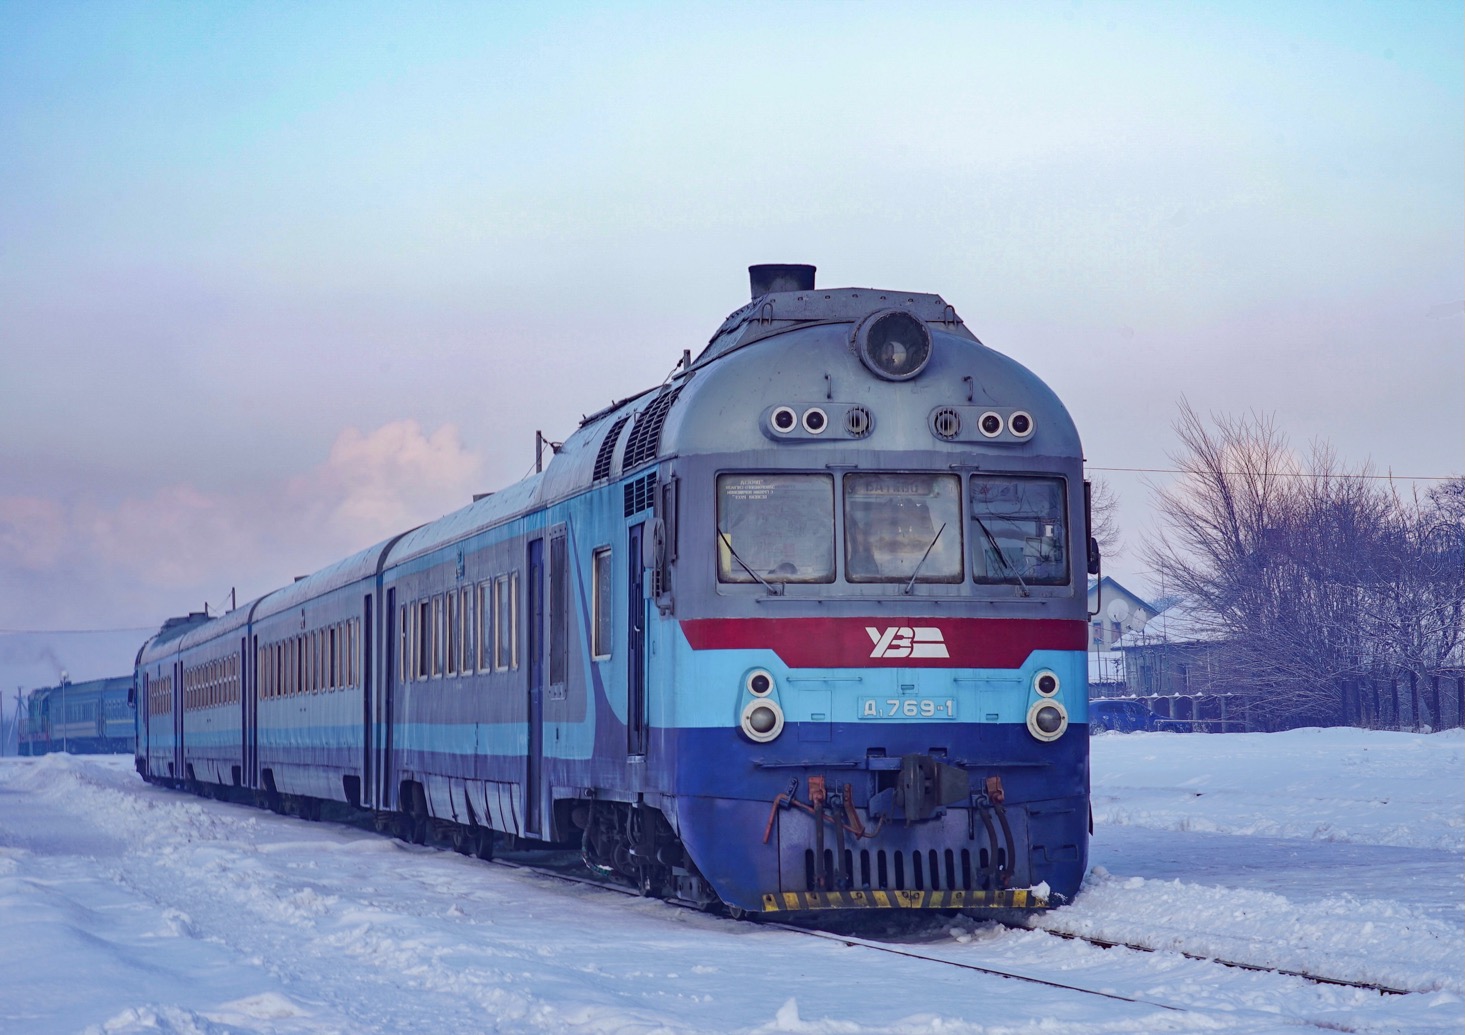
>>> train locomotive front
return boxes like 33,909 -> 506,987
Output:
632,265 -> 1093,913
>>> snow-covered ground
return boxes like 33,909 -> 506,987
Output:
1,729 -> 1461,1034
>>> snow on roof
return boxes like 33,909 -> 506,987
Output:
1117,596 -> 1226,647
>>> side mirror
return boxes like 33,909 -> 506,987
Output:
1087,536 -> 1102,576
642,517 -> 666,571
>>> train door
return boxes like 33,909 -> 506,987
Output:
361,593 -> 373,808
627,522 -> 648,756
243,636 -> 255,788
525,538 -> 545,837
173,659 -> 184,780
139,672 -> 150,765
379,587 -> 396,809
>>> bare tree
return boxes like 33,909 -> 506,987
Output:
1144,402 -> 1462,730
1088,477 -> 1123,559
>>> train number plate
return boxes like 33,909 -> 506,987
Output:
858,697 -> 957,720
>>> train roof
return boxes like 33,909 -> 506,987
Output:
695,285 -> 975,368
386,475 -> 545,570
249,536 -> 407,623
26,674 -> 133,702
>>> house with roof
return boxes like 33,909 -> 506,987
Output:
1084,576 -> 1157,701
1115,599 -> 1252,730
1086,576 -> 1158,651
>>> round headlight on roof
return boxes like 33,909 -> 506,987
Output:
852,309 -> 933,381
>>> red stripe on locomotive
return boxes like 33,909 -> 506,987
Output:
679,617 -> 1087,669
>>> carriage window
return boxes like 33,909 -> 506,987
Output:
549,535 -> 568,685
592,547 -> 613,660
416,601 -> 431,680
461,588 -> 474,674
446,593 -> 458,676
432,596 -> 445,677
969,476 -> 1069,585
844,473 -> 963,583
716,474 -> 835,584
400,606 -> 410,685
478,582 -> 492,671
496,573 -> 519,671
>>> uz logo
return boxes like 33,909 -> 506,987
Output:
866,626 -> 949,659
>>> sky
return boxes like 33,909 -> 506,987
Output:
2,728 -> 1461,1032
2,0 -> 1461,643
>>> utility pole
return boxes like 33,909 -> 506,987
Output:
60,670 -> 69,754
5,688 -> 19,756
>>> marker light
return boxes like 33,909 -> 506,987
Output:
1034,670 -> 1060,697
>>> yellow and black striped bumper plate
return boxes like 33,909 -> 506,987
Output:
761,888 -> 1047,912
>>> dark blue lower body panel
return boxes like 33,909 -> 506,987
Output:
667,722 -> 1089,912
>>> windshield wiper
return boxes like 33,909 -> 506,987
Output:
903,523 -> 946,595
718,531 -> 783,595
972,515 -> 1029,596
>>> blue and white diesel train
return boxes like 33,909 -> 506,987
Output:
136,264 -> 1097,914
20,675 -> 134,756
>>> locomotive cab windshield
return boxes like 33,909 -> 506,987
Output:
716,470 -> 1074,590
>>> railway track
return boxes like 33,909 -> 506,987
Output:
485,846 -> 1415,1007
1025,924 -> 1411,996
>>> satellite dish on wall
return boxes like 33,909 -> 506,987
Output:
1107,599 -> 1132,623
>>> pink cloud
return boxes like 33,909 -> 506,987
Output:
0,421 -> 485,628
297,419 -> 484,545
0,496 -> 70,571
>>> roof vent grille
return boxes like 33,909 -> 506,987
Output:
592,414 -> 630,481
623,385 -> 683,471
845,406 -> 874,438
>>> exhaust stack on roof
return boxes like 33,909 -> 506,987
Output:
748,264 -> 815,299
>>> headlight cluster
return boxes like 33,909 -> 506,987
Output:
739,668 -> 784,743
763,403 -> 874,440
929,406 -> 1037,443
1026,669 -> 1068,742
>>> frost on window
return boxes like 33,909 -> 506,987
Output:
844,473 -> 963,583
717,474 -> 834,584
970,476 -> 1068,585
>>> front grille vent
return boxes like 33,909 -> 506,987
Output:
803,846 -> 1011,894
622,386 -> 683,471
592,415 -> 630,482
844,406 -> 873,438
623,472 -> 658,517
932,407 -> 962,440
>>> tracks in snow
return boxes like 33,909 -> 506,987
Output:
489,848 -> 1413,1011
